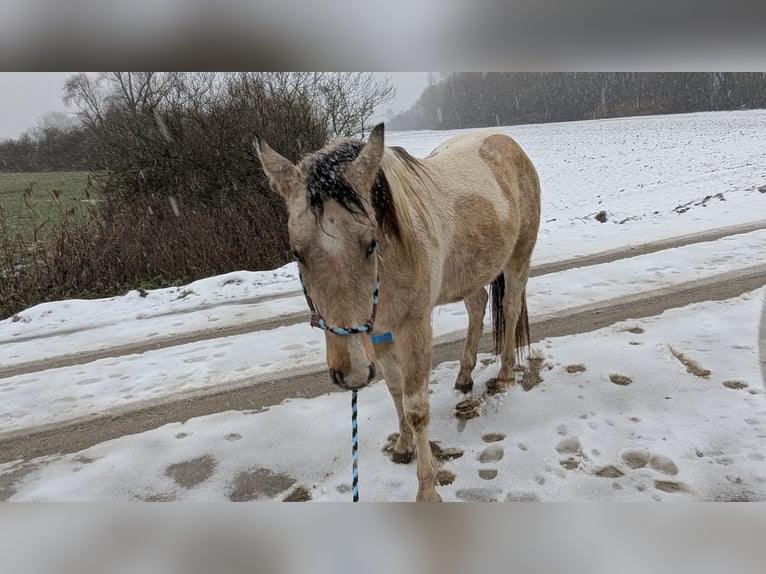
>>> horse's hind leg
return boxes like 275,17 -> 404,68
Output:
496,255 -> 532,387
454,287 -> 488,393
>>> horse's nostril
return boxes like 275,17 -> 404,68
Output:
330,369 -> 345,388
368,363 -> 376,381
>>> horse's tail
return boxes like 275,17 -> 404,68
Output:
490,274 -> 505,355
515,291 -> 530,361
490,274 -> 530,361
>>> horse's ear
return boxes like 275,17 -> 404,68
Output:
346,123 -> 385,197
254,136 -> 302,201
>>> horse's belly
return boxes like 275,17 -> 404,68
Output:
435,191 -> 517,306
435,249 -> 508,305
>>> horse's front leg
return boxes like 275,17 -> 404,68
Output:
398,320 -> 441,502
376,347 -> 414,463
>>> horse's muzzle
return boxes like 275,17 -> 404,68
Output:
330,364 -> 376,390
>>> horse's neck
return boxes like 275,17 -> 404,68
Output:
377,163 -> 440,313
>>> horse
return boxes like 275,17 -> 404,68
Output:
256,124 -> 540,501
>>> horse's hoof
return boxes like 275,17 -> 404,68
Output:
392,450 -> 414,464
485,377 -> 515,395
416,490 -> 443,502
454,380 -> 474,394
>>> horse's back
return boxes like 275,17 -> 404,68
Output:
425,129 -> 502,158
423,129 -> 539,231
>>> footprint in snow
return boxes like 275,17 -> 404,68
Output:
556,436 -> 587,471
478,445 -> 504,463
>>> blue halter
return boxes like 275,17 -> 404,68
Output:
298,245 -> 393,345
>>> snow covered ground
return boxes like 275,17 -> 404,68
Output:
1,109 -> 765,501
4,288 -> 764,501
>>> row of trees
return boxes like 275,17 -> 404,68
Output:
388,72 -> 766,130
0,112 -> 92,171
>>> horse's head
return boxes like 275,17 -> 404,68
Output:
256,125 -> 386,390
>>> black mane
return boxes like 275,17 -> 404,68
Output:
300,140 -> 401,239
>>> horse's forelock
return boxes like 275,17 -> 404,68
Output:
301,140 -> 366,221
300,139 -> 400,239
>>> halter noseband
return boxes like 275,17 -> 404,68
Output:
298,245 -> 393,345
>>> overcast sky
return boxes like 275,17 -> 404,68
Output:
0,72 -> 73,140
382,72 -> 429,113
0,72 -> 428,141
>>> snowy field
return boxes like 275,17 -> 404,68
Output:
391,109 -> 766,262
1,109 -> 765,501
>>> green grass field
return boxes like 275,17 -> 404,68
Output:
0,171 -> 97,239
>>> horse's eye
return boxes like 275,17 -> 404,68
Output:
292,250 -> 305,264
366,239 -> 378,258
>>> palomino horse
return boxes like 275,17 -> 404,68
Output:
256,124 -> 540,501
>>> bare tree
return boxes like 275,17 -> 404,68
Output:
308,73 -> 395,137
63,73 -> 108,128
64,72 -> 396,179
250,72 -> 395,137
32,111 -> 79,137
65,72 -> 395,138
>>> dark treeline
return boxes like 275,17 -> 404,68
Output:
0,125 -> 93,172
388,72 -> 766,131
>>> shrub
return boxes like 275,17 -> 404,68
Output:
1,73 -> 395,318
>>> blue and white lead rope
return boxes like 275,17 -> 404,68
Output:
351,389 -> 359,502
